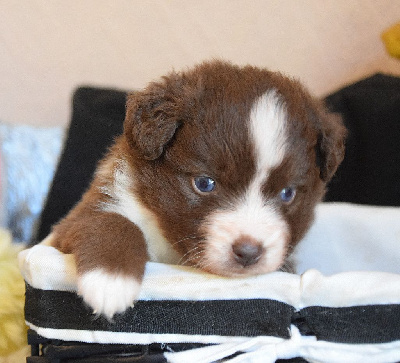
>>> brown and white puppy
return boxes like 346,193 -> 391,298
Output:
49,61 -> 345,318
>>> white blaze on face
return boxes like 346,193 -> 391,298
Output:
203,91 -> 290,276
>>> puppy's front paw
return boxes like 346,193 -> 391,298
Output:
77,269 -> 141,319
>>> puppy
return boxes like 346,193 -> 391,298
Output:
49,60 -> 345,318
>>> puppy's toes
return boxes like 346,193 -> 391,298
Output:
77,269 -> 141,319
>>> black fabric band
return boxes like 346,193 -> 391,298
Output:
26,284 -> 400,344
292,305 -> 400,344
25,284 -> 294,339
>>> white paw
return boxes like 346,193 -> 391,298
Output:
77,269 -> 141,319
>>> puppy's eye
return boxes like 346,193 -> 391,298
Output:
193,176 -> 216,193
280,187 -> 296,204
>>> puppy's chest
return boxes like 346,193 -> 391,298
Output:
142,224 -> 181,264
96,157 -> 182,265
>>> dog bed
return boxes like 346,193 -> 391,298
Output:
19,202 -> 400,363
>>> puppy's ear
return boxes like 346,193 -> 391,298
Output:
314,107 -> 346,182
124,82 -> 183,160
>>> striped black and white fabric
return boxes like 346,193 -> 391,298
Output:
19,203 -> 400,363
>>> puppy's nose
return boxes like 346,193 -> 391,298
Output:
232,238 -> 263,267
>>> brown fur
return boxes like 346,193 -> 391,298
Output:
52,142 -> 149,279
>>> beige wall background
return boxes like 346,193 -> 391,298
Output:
1,0 -> 399,127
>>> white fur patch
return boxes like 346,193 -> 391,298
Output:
250,90 -> 287,174
203,91 -> 290,274
98,159 -> 180,265
78,269 -> 141,319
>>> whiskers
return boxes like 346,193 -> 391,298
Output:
171,235 -> 297,275
192,255 -> 216,274
172,235 -> 207,267
178,245 -> 203,266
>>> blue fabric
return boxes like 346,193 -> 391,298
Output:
0,122 -> 64,242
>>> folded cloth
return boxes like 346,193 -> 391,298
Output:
19,203 -> 400,363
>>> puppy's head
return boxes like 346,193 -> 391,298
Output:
124,60 -> 345,276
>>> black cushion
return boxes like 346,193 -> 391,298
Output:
34,87 -> 127,243
324,74 -> 400,206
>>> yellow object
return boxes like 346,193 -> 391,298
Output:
0,229 -> 27,356
382,22 -> 400,58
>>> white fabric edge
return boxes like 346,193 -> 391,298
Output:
25,320 -> 277,346
165,325 -> 400,363
19,243 -> 400,308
